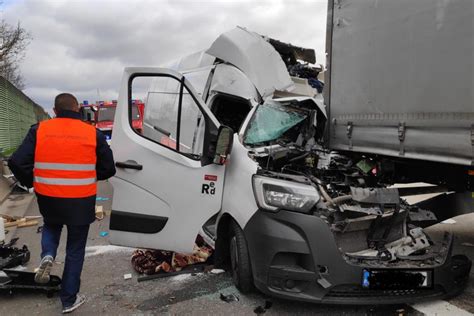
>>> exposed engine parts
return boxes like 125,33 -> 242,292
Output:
246,98 -> 446,268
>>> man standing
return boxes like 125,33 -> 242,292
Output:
8,93 -> 116,313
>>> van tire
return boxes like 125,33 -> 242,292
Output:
229,219 -> 253,293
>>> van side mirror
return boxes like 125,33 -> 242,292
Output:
213,126 -> 234,165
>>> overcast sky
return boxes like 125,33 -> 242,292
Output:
3,0 -> 327,113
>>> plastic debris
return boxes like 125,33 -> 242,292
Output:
96,197 -> 110,201
210,269 -> 225,274
123,273 -> 132,280
0,244 -> 30,269
220,293 -> 239,303
99,231 -> 109,237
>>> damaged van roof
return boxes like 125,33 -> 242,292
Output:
206,27 -> 294,99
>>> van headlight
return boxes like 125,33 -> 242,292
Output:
252,175 -> 320,213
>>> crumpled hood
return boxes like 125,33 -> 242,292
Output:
206,27 -> 294,99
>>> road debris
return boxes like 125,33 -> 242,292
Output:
210,268 -> 225,274
0,269 -> 61,297
220,293 -> 239,303
123,273 -> 132,280
2,215 -> 41,229
3,237 -> 19,248
99,231 -> 109,237
95,205 -> 105,220
137,264 -> 206,282
131,235 -> 212,275
254,301 -> 273,315
0,244 -> 30,269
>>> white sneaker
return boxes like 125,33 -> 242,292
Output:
34,255 -> 53,284
62,294 -> 86,314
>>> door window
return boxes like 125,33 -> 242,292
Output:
130,75 -> 207,159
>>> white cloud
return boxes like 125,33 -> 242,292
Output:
3,0 -> 328,112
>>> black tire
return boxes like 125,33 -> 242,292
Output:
229,219 -> 253,293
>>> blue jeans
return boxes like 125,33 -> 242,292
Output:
41,223 -> 90,307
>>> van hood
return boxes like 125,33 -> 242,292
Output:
206,27 -> 294,99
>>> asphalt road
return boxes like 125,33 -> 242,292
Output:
0,181 -> 473,315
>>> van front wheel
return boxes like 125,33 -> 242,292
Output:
229,220 -> 253,293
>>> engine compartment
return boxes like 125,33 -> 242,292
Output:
245,98 -> 451,268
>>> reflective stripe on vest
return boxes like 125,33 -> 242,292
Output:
34,176 -> 96,185
34,162 -> 96,171
33,118 -> 97,198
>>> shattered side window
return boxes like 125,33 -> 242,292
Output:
244,100 -> 306,145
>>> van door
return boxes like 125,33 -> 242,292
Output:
109,67 -> 225,254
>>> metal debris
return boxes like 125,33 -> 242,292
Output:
220,293 -> 239,303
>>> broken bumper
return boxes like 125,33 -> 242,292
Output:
243,210 -> 471,304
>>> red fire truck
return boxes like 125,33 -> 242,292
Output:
80,100 -> 144,140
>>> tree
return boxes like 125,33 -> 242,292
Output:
0,20 -> 30,89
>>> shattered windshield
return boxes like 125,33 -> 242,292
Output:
244,99 -> 307,145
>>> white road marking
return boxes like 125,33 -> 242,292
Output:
411,300 -> 472,316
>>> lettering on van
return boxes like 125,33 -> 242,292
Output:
202,175 -> 217,195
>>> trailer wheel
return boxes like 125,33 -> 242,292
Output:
229,219 -> 253,293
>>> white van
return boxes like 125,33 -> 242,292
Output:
109,27 -> 470,304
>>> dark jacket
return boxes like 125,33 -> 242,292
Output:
8,110 -> 116,225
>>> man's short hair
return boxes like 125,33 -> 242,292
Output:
54,93 -> 79,112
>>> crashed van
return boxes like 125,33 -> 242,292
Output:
109,19 -> 472,304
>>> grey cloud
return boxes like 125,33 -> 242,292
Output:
4,0 -> 327,112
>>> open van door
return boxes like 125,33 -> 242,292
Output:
109,67 -> 231,254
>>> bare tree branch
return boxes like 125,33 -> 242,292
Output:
0,19 -> 31,89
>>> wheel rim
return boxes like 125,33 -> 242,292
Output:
230,236 -> 239,284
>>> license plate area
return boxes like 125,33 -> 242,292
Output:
362,269 -> 433,290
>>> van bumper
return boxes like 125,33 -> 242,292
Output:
243,210 -> 471,304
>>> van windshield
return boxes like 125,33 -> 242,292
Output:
244,99 -> 307,146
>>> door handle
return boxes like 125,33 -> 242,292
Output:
115,161 -> 143,170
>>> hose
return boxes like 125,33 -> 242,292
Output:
318,184 -> 334,205
331,195 -> 352,205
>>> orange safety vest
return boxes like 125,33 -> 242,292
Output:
33,118 -> 97,198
